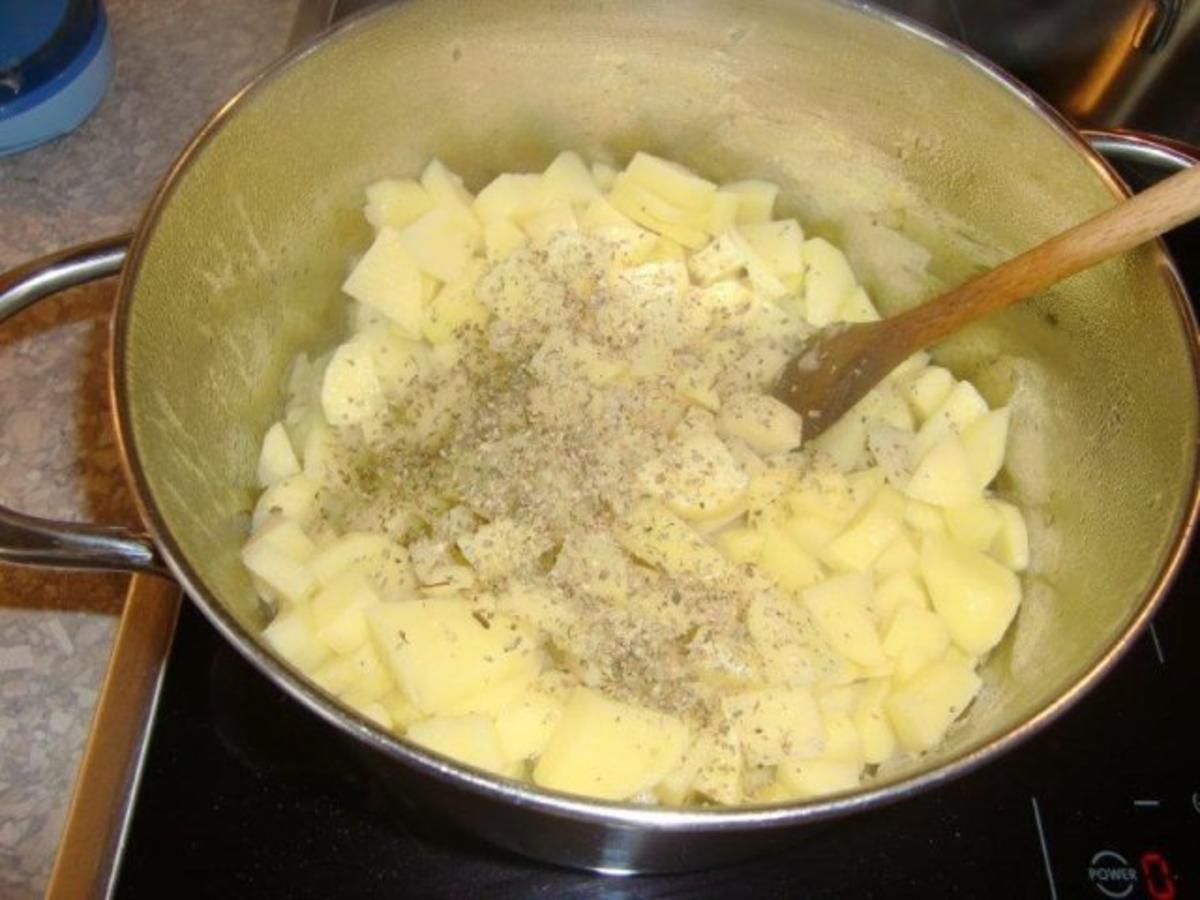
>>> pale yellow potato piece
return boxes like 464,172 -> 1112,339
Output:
520,202 -> 579,245
262,603 -> 329,672
872,571 -> 929,629
341,227 -> 425,339
819,708 -> 864,763
624,151 -> 717,211
866,422 -> 916,488
716,393 -> 804,456
688,233 -> 746,285
257,421 -> 300,487
380,689 -> 423,730
905,435 -> 981,508
473,173 -> 545,222
853,679 -> 897,765
744,595 -> 859,686
637,432 -> 750,521
800,238 -> 857,327
757,524 -> 823,592
904,498 -> 947,535
407,714 -> 516,778
873,532 -> 920,578
251,473 -> 319,530
738,220 -> 804,279
311,639 -> 394,702
713,526 -> 764,565
550,533 -> 630,603
989,500 -> 1030,571
777,758 -> 862,799
722,179 -> 778,223
483,217 -> 527,261
542,151 -> 601,204
914,380 -> 989,456
311,570 -> 382,654
242,518 -> 317,606
608,174 -> 709,248
615,500 -> 738,583
944,500 -> 1003,552
422,258 -> 490,344
494,676 -> 568,762
802,572 -> 888,668
309,532 -> 415,602
921,533 -> 1020,655
320,337 -> 386,428
419,158 -> 477,219
886,649 -> 982,752
722,687 -> 823,766
396,205 -> 481,283
840,286 -> 881,323
367,599 -> 540,715
882,604 -> 952,680
783,514 -> 842,557
707,191 -> 740,236
533,688 -> 689,800
364,178 -> 433,231
810,410 -> 869,472
784,465 -> 856,524
820,485 -> 905,572
962,407 -> 1010,490
900,365 -> 955,422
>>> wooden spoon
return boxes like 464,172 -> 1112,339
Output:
774,162 -> 1200,440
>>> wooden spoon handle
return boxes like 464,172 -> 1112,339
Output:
888,161 -> 1200,347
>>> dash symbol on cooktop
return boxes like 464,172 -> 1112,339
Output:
1031,796 -> 1059,900
1133,799 -> 1161,808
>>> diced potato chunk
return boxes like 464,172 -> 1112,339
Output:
257,421 -> 300,487
901,366 -> 955,422
624,152 -> 717,211
723,179 -> 778,224
637,432 -> 750,521
407,714 -> 516,777
921,533 -> 1020,655
320,337 -> 386,428
262,604 -> 328,671
944,501 -> 1003,552
367,599 -> 540,715
311,570 -> 382,654
777,758 -> 861,799
801,238 -> 857,327
905,436 -> 980,508
533,688 -> 689,800
722,687 -> 823,766
615,500 -> 738,583
717,393 -> 804,456
242,518 -> 317,605
803,573 -> 887,668
342,228 -> 425,339
990,500 -> 1030,571
886,650 -> 982,752
962,408 -> 1010,490
364,179 -> 433,231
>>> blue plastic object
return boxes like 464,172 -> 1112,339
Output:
0,0 -> 113,156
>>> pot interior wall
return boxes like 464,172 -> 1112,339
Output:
121,0 -> 1197,796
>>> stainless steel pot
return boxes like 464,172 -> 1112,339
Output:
3,0 -> 1199,874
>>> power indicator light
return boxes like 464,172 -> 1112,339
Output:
1140,851 -> 1175,900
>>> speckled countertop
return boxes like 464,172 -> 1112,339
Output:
0,2 -> 299,896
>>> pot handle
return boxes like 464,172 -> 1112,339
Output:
0,236 -> 168,575
1083,127 -> 1199,174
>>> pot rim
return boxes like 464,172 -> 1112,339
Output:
109,0 -> 1200,831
